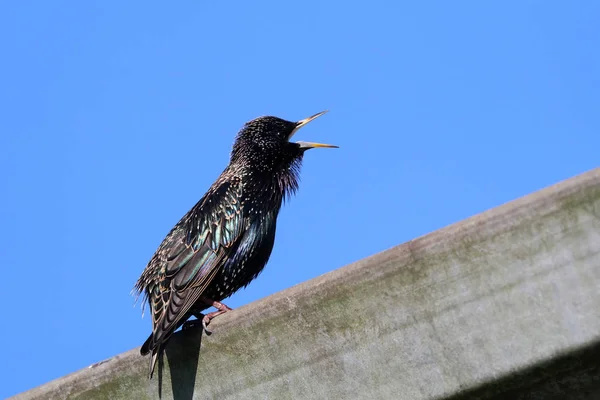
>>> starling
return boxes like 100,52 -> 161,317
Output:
134,111 -> 337,378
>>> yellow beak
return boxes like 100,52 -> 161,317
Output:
289,110 -> 338,149
295,141 -> 339,149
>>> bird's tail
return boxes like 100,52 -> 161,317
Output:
141,334 -> 161,379
148,348 -> 161,379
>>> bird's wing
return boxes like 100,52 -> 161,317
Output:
144,176 -> 245,349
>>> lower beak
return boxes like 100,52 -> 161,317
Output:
295,141 -> 339,149
289,110 -> 338,149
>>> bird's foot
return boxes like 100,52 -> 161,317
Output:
201,315 -> 213,336
196,297 -> 234,335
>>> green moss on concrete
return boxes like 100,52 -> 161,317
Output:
69,374 -> 148,400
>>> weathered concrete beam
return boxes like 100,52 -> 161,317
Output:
12,168 -> 600,400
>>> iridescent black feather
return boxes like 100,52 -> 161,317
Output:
134,113 -> 334,378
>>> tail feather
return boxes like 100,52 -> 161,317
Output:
141,333 -> 153,356
141,333 -> 161,379
148,347 -> 161,379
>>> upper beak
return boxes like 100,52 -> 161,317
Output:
289,110 -> 338,149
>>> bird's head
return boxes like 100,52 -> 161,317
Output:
230,111 -> 337,173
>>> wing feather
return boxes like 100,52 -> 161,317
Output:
137,175 -> 246,353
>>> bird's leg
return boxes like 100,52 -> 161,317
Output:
198,296 -> 233,335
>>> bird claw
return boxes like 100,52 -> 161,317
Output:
185,298 -> 232,336
202,318 -> 213,336
182,315 -> 213,335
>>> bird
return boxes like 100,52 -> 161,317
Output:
134,110 -> 337,378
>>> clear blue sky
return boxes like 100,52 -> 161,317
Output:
1,1 -> 599,397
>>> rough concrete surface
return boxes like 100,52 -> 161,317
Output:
11,168 -> 600,400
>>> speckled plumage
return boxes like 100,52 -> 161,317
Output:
134,112 -> 336,378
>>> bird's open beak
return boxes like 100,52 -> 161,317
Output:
289,110 -> 338,149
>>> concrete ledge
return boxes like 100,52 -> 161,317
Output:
12,168 -> 600,400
